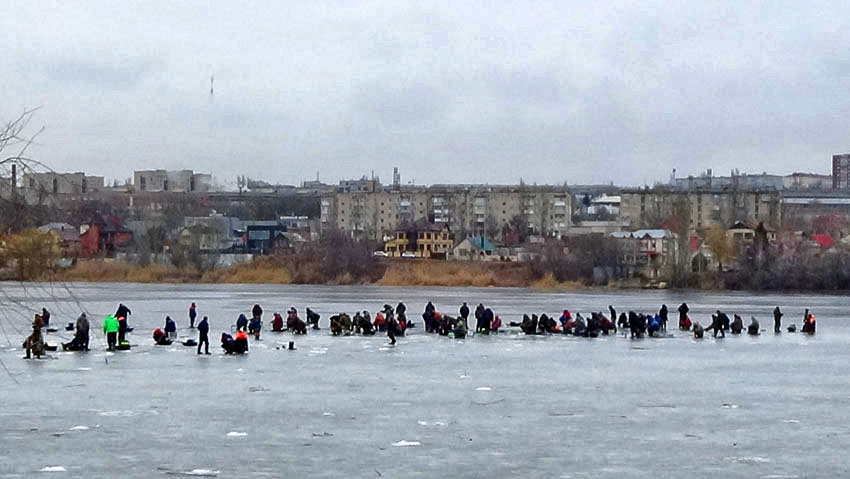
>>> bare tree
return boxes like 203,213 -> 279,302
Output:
669,197 -> 692,287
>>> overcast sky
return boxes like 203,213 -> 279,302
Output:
2,1 -> 848,188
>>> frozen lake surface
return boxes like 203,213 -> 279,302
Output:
1,282 -> 849,478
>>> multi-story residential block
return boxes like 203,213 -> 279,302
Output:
320,185 -> 573,242
833,154 -> 850,189
620,187 -> 781,231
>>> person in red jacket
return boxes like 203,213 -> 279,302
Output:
271,313 -> 284,332
188,302 -> 197,329
491,315 -> 502,333
233,330 -> 249,353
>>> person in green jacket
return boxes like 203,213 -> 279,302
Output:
453,315 -> 468,339
103,315 -> 119,351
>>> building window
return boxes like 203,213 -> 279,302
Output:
52,178 -> 58,193
163,179 -> 169,191
81,178 -> 87,193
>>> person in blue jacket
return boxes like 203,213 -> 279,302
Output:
647,314 -> 662,337
248,315 -> 262,340
164,316 -> 177,340
236,314 -> 248,332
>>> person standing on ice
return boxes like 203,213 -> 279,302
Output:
197,316 -> 210,355
658,304 -> 669,331
188,302 -> 197,329
773,307 -> 783,333
387,313 -> 399,345
103,314 -> 119,351
678,303 -> 690,330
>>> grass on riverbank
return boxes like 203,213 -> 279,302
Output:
56,261 -> 201,283
200,257 -> 292,284
376,260 -> 533,287
52,257 -> 580,289
529,273 -> 583,291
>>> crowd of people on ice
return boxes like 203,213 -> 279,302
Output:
20,300 -> 818,358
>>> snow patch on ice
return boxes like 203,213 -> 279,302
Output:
721,404 -> 739,409
184,469 -> 221,476
226,431 -> 248,437
417,421 -> 447,427
98,410 -> 136,417
724,456 -> 770,464
322,412 -> 335,417
40,466 -> 66,472
76,367 -> 91,371
392,440 -> 421,447
782,419 -> 800,424
476,387 -> 492,391
69,425 -> 89,431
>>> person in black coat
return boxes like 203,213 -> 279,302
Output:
773,307 -> 783,334
481,308 -> 493,334
659,304 -> 669,331
678,303 -> 690,330
618,313 -> 629,331
519,314 -> 536,335
115,304 -> 132,343
474,304 -> 486,333
423,302 -> 436,333
306,308 -> 321,330
221,333 -> 234,354
705,312 -> 727,338
459,302 -> 470,321
197,316 -> 210,354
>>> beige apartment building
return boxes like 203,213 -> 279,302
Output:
321,185 -> 573,242
620,187 -> 781,231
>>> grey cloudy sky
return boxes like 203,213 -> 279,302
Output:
2,1 -> 848,188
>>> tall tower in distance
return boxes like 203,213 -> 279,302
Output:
392,167 -> 401,190
833,154 -> 850,188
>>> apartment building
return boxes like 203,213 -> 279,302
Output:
320,185 -> 573,242
620,187 -> 781,231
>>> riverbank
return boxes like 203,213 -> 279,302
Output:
47,258 -> 587,289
